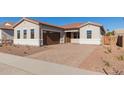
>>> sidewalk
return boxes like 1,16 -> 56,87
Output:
0,53 -> 103,75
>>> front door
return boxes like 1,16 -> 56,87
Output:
65,32 -> 71,43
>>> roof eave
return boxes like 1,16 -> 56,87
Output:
80,22 -> 102,28
40,23 -> 64,29
101,26 -> 106,33
63,27 -> 80,30
0,27 -> 14,30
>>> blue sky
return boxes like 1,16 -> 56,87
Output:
0,17 -> 124,31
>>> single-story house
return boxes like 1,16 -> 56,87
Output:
0,22 -> 14,44
13,17 -> 106,46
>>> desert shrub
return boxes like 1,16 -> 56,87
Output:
107,47 -> 112,53
106,31 -> 114,36
104,51 -> 109,54
112,67 -> 123,75
104,47 -> 112,54
102,68 -> 109,75
116,55 -> 124,61
103,67 -> 123,75
24,51 -> 28,54
102,60 -> 111,67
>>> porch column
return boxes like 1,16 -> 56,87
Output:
71,32 -> 73,39
0,30 -> 2,44
40,29 -> 43,45
60,31 -> 65,44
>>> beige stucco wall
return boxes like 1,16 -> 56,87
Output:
80,25 -> 101,39
14,20 -> 41,46
14,21 -> 40,39
79,24 -> 102,45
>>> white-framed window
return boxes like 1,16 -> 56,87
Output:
23,30 -> 27,39
87,30 -> 92,39
73,32 -> 79,39
17,30 -> 20,39
30,29 -> 35,39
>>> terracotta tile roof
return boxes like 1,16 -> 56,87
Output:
61,22 -> 103,30
61,23 -> 83,29
0,22 -> 14,30
13,18 -> 105,32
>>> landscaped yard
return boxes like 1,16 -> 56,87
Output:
0,43 -> 124,75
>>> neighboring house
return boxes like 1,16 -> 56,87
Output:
114,29 -> 124,36
0,22 -> 14,44
13,18 -> 106,46
114,29 -> 124,47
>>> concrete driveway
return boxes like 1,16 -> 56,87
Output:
28,44 -> 98,68
0,53 -> 103,75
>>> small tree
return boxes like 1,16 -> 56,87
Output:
106,30 -> 114,36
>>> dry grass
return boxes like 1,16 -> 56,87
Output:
116,55 -> 124,61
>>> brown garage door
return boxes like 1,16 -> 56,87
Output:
43,31 -> 60,45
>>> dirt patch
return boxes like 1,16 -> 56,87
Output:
0,45 -> 51,56
79,45 -> 124,75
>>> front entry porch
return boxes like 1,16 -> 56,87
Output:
65,31 -> 80,43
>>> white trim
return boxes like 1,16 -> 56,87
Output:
71,39 -> 80,43
79,39 -> 101,45
14,39 -> 42,46
70,39 -> 101,45
65,30 -> 79,32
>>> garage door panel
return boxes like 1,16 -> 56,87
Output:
43,31 -> 60,45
